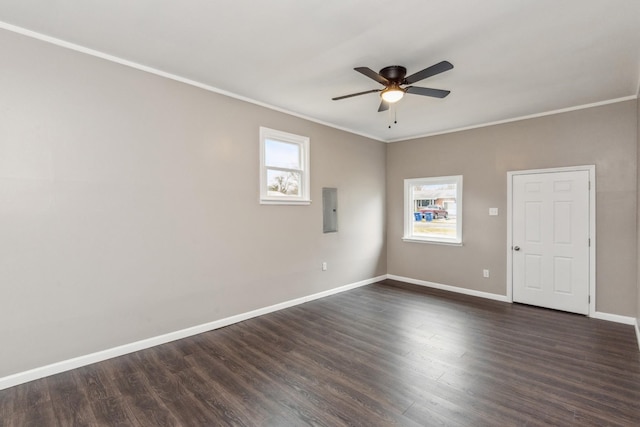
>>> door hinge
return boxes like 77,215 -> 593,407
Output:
588,238 -> 591,247
588,181 -> 591,190
588,295 -> 591,304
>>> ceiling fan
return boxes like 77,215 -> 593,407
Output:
332,61 -> 453,112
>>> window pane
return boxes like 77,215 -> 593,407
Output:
265,139 -> 301,169
411,182 -> 458,239
267,169 -> 301,196
260,127 -> 310,204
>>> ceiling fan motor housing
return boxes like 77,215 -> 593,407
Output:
379,66 -> 407,83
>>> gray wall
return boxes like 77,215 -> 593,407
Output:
387,100 -> 638,317
0,30 -> 387,377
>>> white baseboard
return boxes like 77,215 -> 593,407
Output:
590,311 -> 637,325
386,274 -> 511,302
2,273 -> 634,391
635,320 -> 640,352
386,275 -> 639,330
0,275 -> 385,391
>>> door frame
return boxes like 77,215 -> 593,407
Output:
506,165 -> 596,315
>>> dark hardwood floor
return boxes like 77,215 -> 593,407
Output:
1,279 -> 639,426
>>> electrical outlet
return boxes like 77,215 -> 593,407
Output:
489,208 -> 499,216
322,262 -> 327,271
483,269 -> 490,278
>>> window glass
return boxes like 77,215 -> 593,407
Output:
266,169 -> 301,197
260,127 -> 310,205
404,176 -> 462,244
265,139 -> 301,169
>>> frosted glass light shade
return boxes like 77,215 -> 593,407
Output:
381,88 -> 404,103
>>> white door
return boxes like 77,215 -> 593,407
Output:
512,170 -> 590,314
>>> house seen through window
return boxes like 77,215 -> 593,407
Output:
403,175 -> 462,244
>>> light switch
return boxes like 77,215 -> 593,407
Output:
489,208 -> 499,216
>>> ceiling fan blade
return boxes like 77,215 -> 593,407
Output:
403,61 -> 453,85
405,86 -> 451,98
355,67 -> 390,86
332,89 -> 381,101
378,100 -> 390,112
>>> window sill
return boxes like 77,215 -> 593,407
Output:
402,237 -> 463,246
260,198 -> 312,206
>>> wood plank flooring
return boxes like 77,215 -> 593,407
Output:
1,279 -> 639,426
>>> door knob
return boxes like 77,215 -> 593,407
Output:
514,246 -> 520,251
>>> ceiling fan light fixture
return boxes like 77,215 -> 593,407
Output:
333,61 -> 452,111
381,87 -> 404,103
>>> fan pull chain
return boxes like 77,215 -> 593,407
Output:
388,105 -> 398,129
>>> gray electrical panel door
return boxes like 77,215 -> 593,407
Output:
322,187 -> 338,233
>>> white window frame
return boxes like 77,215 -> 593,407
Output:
259,127 -> 310,205
403,175 -> 463,245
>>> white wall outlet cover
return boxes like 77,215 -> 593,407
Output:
489,208 -> 499,216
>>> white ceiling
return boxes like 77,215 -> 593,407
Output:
1,0 -> 639,142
